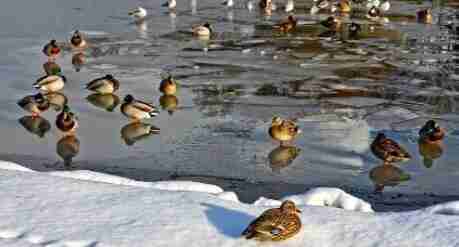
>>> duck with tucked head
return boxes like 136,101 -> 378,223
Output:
417,8 -> 432,24
159,75 -> 177,95
86,74 -> 120,94
121,94 -> 160,121
269,116 -> 301,146
17,93 -> 50,117
34,74 -> 66,92
70,30 -> 87,49
371,133 -> 411,164
242,200 -> 302,241
419,120 -> 445,143
129,6 -> 148,21
56,105 -> 78,133
275,15 -> 297,33
192,22 -> 212,37
42,40 -> 61,59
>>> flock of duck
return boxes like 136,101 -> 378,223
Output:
15,0 -> 444,242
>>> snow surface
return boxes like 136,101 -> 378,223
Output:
1,161 -> 459,246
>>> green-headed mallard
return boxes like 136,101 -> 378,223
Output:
86,74 -> 120,94
44,92 -> 68,112
371,133 -> 411,164
86,93 -> 120,112
18,115 -> 51,138
17,93 -> 50,117
34,74 -> 66,92
369,163 -> 410,193
121,122 -> 160,146
242,200 -> 302,241
43,61 -> 62,76
121,94 -> 159,121
192,22 -> 212,37
159,75 -> 177,95
56,105 -> 78,133
57,135 -> 80,167
42,40 -> 61,58
275,15 -> 297,33
419,120 -> 445,143
70,30 -> 87,49
417,8 -> 432,24
72,52 -> 85,72
159,94 -> 179,115
269,117 -> 301,146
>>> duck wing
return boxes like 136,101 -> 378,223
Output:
132,100 -> 156,112
381,139 -> 410,158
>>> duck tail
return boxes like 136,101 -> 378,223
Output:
149,109 -> 160,117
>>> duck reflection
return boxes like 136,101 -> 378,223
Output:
56,135 -> 80,167
159,95 -> 179,115
369,163 -> 411,193
17,93 -> 50,117
18,115 -> 51,138
268,145 -> 301,173
44,92 -> 68,112
72,52 -> 85,72
121,122 -> 160,146
86,93 -> 120,112
43,61 -> 62,76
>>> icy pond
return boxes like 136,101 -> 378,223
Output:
1,0 -> 459,211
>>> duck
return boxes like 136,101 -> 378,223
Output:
275,15 -> 297,33
222,0 -> 234,7
159,94 -> 179,115
43,61 -> 62,76
369,163 -> 410,193
419,120 -> 445,143
320,16 -> 342,31
17,93 -> 50,117
121,122 -> 160,146
417,8 -> 432,24
367,6 -> 382,18
159,75 -> 177,95
192,22 -> 212,37
242,200 -> 302,241
18,115 -> 51,138
162,0 -> 177,10
34,74 -> 66,92
121,94 -> 160,121
70,30 -> 87,49
42,40 -> 61,58
86,93 -> 120,112
57,135 -> 80,167
72,52 -> 85,72
86,74 -> 120,94
259,0 -> 276,12
371,133 -> 411,164
285,0 -> 294,12
348,22 -> 361,37
269,116 -> 301,146
332,0 -> 351,13
129,6 -> 148,21
268,145 -> 301,173
44,92 -> 68,112
56,105 -> 78,133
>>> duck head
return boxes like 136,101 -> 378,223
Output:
124,94 -> 135,103
280,200 -> 301,213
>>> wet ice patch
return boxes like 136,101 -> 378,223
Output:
425,201 -> 459,216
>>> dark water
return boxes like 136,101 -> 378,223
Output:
2,0 -> 459,210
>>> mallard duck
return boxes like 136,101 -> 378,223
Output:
242,200 -> 301,241
275,15 -> 297,33
417,8 -> 432,24
129,6 -> 148,20
18,115 -> 51,138
369,163 -> 410,193
418,139 -> 443,168
56,105 -> 78,133
222,0 -> 234,7
348,22 -> 361,38
192,22 -> 212,37
320,16 -> 342,31
43,61 -> 62,76
57,135 -> 80,167
121,122 -> 160,146
162,0 -> 177,9
121,94 -> 159,121
159,75 -> 177,95
17,93 -> 50,117
284,0 -> 294,12
159,94 -> 179,115
70,30 -> 87,49
419,120 -> 445,143
268,145 -> 301,173
42,40 -> 61,58
44,92 -> 68,112
269,117 -> 301,146
86,74 -> 120,94
371,133 -> 411,164
86,93 -> 120,112
72,52 -> 85,72
34,74 -> 66,92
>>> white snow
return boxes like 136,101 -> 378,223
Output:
1,160 -> 459,246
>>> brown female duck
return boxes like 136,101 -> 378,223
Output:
269,117 -> 301,146
159,75 -> 177,95
371,133 -> 411,164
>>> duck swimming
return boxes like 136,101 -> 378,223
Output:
371,133 -> 411,164
121,94 -> 160,121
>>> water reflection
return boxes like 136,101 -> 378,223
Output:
268,145 -> 301,173
369,163 -> 411,193
120,122 -> 160,146
135,21 -> 149,39
17,93 -> 50,116
43,61 -> 62,75
418,140 -> 444,168
44,92 -> 68,112
56,135 -> 80,167
159,94 -> 179,115
169,12 -> 177,31
18,115 -> 51,138
190,0 -> 197,15
86,93 -> 120,112
71,52 -> 85,72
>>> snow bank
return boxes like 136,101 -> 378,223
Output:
1,161 -> 459,246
